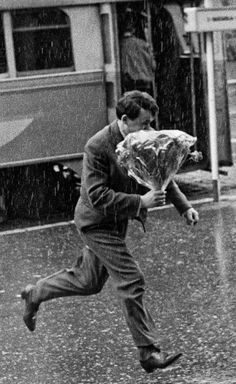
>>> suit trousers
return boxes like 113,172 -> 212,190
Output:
34,226 -> 159,347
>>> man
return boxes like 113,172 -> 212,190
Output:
120,8 -> 156,95
21,91 -> 199,374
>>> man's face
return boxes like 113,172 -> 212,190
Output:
122,108 -> 155,135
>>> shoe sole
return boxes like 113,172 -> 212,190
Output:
21,286 -> 38,332
140,353 -> 182,373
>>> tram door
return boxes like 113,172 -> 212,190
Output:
149,2 -> 209,165
117,1 -> 232,168
116,1 -> 208,163
116,1 -> 156,97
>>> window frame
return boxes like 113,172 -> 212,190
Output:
0,13 -> 7,75
1,7 -> 75,79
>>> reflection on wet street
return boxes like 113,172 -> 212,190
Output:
0,200 -> 235,384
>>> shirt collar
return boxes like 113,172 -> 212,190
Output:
117,120 -> 126,138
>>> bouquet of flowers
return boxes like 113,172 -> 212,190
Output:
116,129 -> 202,191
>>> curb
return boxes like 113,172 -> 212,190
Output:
0,220 -> 74,236
0,194 -> 236,236
149,193 -> 236,211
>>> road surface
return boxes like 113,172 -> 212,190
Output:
0,199 -> 235,384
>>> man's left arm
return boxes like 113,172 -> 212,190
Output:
166,180 -> 199,225
183,207 -> 199,225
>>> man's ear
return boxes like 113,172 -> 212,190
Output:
121,114 -> 128,123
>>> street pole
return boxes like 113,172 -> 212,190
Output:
190,33 -> 197,148
205,0 -> 220,201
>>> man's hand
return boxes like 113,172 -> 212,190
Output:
183,208 -> 199,226
141,190 -> 166,209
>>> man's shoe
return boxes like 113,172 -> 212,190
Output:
21,284 -> 39,332
140,351 -> 182,373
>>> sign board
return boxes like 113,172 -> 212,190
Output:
184,7 -> 236,32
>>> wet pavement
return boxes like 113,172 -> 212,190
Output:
0,199 -> 235,384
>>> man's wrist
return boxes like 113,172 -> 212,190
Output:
137,198 -> 143,216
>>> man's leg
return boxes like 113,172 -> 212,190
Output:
80,229 -> 157,347
36,245 -> 108,300
21,245 -> 108,331
80,229 -> 182,373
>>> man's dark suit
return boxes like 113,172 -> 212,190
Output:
75,120 -> 191,232
34,120 -> 192,348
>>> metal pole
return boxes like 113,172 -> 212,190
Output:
205,0 -> 220,202
190,33 -> 197,144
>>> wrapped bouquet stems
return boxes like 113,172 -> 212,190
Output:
116,129 -> 202,191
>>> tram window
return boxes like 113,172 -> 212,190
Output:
12,8 -> 74,73
0,15 -> 7,74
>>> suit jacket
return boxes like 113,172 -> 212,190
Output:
74,120 -> 192,232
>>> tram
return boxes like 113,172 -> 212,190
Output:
0,0 -> 233,219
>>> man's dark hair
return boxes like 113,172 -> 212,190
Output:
116,90 -> 159,120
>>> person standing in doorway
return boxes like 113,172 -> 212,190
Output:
120,8 -> 156,96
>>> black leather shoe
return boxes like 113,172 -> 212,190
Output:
140,351 -> 182,373
21,284 -> 39,332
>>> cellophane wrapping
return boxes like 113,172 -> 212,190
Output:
116,129 -> 202,191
